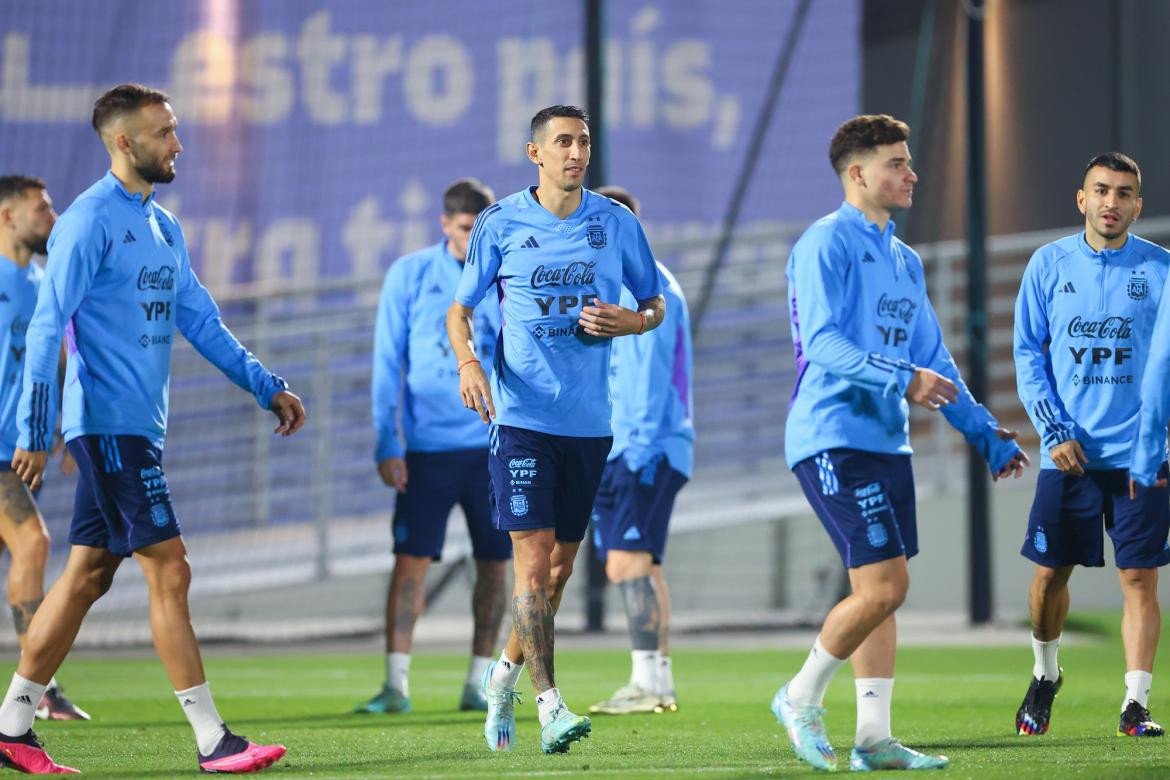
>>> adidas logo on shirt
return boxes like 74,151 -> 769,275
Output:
861,252 -> 876,263
0,293 -> 9,303
428,283 -> 442,295
122,229 -> 136,244
1057,281 -> 1075,293
520,236 -> 540,249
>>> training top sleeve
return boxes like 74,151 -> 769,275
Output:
1013,252 -> 1076,451
910,292 -> 1020,473
1132,273 -> 1170,485
17,202 -> 107,451
618,215 -> 663,303
174,240 -> 287,411
371,262 -> 409,461
455,210 -> 502,308
790,229 -> 916,396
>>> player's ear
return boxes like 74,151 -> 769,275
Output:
1133,196 -> 1143,221
1076,189 -> 1087,216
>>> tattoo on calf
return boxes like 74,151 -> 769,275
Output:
11,597 -> 43,635
512,590 -> 555,691
0,473 -> 35,524
618,576 -> 660,651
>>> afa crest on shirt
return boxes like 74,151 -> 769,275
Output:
1128,274 -> 1149,301
586,225 -> 606,249
510,493 -> 529,517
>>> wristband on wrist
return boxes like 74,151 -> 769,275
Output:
636,312 -> 647,335
457,358 -> 480,372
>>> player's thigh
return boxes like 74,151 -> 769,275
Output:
1107,462 -> 1170,570
393,450 -> 464,560
0,468 -> 48,554
551,433 -> 612,544
1021,468 -> 1108,568
792,449 -> 913,569
458,448 -> 512,562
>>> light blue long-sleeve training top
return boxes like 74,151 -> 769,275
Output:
785,202 -> 1020,472
17,172 -> 287,451
455,187 -> 662,438
372,240 -> 501,461
609,262 -> 694,478
1015,233 -> 1168,472
0,257 -> 41,461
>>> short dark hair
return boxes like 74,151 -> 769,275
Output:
530,105 -> 589,142
92,83 -> 171,135
0,175 -> 46,205
596,185 -> 639,217
1084,152 -> 1141,192
443,178 -> 495,216
828,114 -> 911,174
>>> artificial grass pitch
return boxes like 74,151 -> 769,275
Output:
14,617 -> 1170,777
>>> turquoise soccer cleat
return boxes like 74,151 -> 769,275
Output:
353,684 -> 411,714
849,738 -> 949,771
540,702 -> 591,754
460,682 -> 488,712
482,661 -> 521,751
772,682 -> 837,771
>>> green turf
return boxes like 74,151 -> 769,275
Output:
14,612 -> 1170,777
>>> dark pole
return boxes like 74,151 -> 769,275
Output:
965,0 -> 992,624
583,0 -> 607,633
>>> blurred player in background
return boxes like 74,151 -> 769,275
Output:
1018,152 -> 1170,737
0,175 -> 88,723
0,84 -> 305,774
447,105 -> 664,754
586,185 -> 692,716
776,114 -> 1028,772
357,177 -> 511,716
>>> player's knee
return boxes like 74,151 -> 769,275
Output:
15,527 -> 51,566
548,560 -> 575,594
1119,568 -> 1158,597
151,558 -> 193,600
863,581 -> 907,614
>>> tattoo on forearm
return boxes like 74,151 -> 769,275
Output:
11,597 -> 43,635
0,473 -> 35,524
619,576 -> 660,651
512,590 -> 555,692
472,562 -> 508,656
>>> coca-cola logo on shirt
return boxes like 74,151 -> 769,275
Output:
876,293 -> 917,324
530,261 -> 596,289
1066,315 -> 1133,340
137,265 -> 175,291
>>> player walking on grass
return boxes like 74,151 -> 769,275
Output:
1016,152 -> 1170,738
0,176 -> 88,723
776,114 -> 1029,772
356,178 -> 511,716
0,83 -> 305,775
447,105 -> 664,754
586,186 -> 692,717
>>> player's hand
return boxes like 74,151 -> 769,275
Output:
59,447 -> 77,476
1049,439 -> 1088,476
378,457 -> 408,492
271,390 -> 307,436
991,429 -> 1030,480
11,448 -> 48,492
459,361 -> 495,424
905,368 -> 958,411
1130,475 -> 1169,499
579,299 -> 641,338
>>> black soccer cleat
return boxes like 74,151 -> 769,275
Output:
1118,700 -> 1165,737
1016,672 -> 1062,735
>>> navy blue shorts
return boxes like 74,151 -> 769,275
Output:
392,448 -> 511,561
591,454 -> 688,564
66,435 -> 181,557
488,424 -> 612,542
793,449 -> 917,568
1022,466 -> 1170,569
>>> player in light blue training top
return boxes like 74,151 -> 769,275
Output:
586,186 -> 693,718
0,84 -> 303,775
1015,152 -> 1170,739
0,175 -> 89,723
447,105 -> 664,755
357,178 -> 511,717
774,115 -> 1028,773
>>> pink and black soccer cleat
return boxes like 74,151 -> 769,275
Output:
198,727 -> 287,774
0,729 -> 79,773
36,686 -> 91,722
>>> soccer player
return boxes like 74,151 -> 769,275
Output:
0,176 -> 88,722
1018,152 -> 1170,738
775,114 -> 1029,772
586,186 -> 692,716
356,178 -> 511,715
446,105 -> 665,754
0,84 -> 305,774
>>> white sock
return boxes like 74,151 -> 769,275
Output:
1031,634 -> 1060,681
631,650 -> 658,692
535,687 -> 563,726
658,655 -> 675,696
854,678 -> 894,748
175,682 -> 227,756
490,651 -> 524,690
0,674 -> 45,736
787,636 -> 846,706
1125,670 -> 1153,709
387,652 -> 410,698
468,655 -> 492,687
